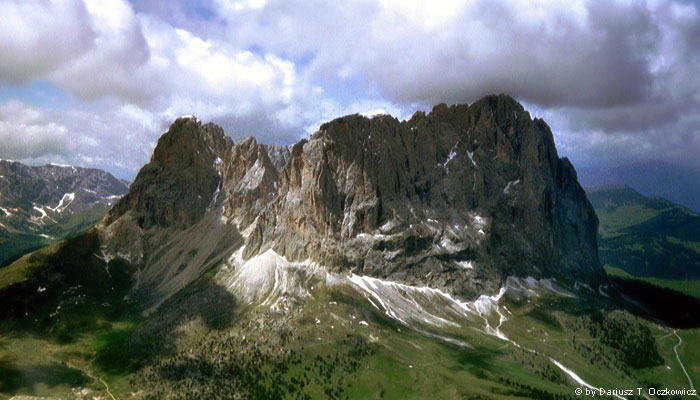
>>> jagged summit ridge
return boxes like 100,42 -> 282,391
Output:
105,117 -> 232,230
101,94 -> 602,301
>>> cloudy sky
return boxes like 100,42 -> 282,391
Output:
1,0 -> 699,181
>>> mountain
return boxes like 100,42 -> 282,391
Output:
100,96 -> 602,307
587,184 -> 700,280
3,96 -> 697,399
0,160 -> 129,265
578,162 -> 700,212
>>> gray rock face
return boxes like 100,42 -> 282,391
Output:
100,117 -> 240,301
241,95 -> 602,297
105,116 -> 232,230
261,143 -> 292,171
221,137 -> 279,229
103,95 -> 603,301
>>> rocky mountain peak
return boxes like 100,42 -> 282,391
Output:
220,136 -> 279,229
149,116 -> 230,167
104,116 -> 232,231
100,95 -> 603,302
240,94 -> 601,296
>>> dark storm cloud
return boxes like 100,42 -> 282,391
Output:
210,0 -> 661,109
362,0 -> 658,109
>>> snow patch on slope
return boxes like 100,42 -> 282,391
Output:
455,261 -> 474,270
348,275 -> 574,343
31,205 -> 56,224
48,192 -> 75,212
207,183 -> 221,213
348,274 -> 507,336
549,359 -> 626,399
222,248 -> 335,312
242,158 -> 266,190
467,151 -> 477,167
440,141 -> 460,172
503,179 -> 520,194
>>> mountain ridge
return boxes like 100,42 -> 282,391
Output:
579,162 -> 700,213
100,94 -> 603,303
0,160 -> 129,265
588,184 -> 700,279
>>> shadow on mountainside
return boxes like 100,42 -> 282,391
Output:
610,276 -> 700,329
0,230 -> 137,341
0,231 -> 241,382
92,276 -> 241,376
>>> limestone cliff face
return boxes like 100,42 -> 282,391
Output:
261,143 -> 292,171
102,95 -> 602,301
220,136 -> 279,230
100,116 -> 238,290
105,116 -> 232,231
239,95 -> 601,297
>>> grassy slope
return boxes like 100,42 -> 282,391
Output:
2,216 -> 699,398
589,186 -> 700,301
503,292 -> 700,394
2,264 -> 699,399
127,283 -> 574,399
0,204 -> 110,267
124,282 -> 700,399
2,234 -> 698,400
284,287 -> 564,400
0,233 -> 49,268
676,330 -> 700,389
0,232 -> 140,399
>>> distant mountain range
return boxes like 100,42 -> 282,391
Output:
587,184 -> 700,280
0,160 -> 129,265
578,162 -> 700,212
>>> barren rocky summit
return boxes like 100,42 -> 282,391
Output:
101,94 -> 602,302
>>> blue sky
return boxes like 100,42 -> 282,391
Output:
1,0 -> 699,181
